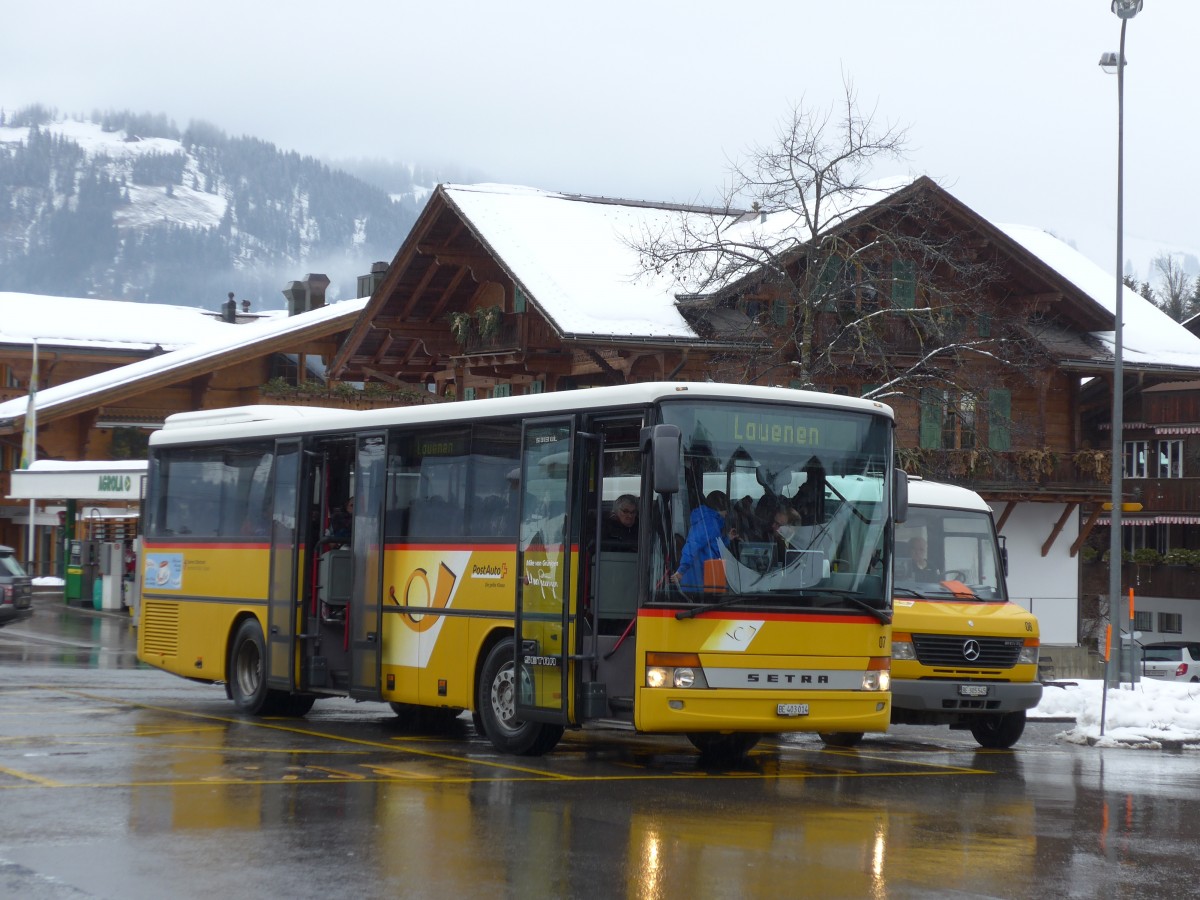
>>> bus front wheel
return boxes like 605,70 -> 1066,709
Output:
819,732 -> 865,748
229,618 -> 283,716
477,640 -> 563,756
687,731 -> 760,763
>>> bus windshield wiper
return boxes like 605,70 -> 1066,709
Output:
675,594 -> 750,620
792,588 -> 892,625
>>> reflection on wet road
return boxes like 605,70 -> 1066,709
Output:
2,597 -> 1198,898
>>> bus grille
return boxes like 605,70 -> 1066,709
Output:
912,634 -> 1023,669
141,601 -> 179,657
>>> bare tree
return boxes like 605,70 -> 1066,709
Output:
631,79 -> 1043,417
1151,253 -> 1194,322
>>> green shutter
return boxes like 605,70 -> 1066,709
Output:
817,257 -> 843,310
514,287 -> 527,313
891,259 -> 916,308
493,383 -> 511,398
861,384 -> 880,399
988,389 -> 1012,450
919,389 -> 943,449
529,380 -> 544,394
978,312 -> 992,337
771,299 -> 788,326
463,387 -> 476,401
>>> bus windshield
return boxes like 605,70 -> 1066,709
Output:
654,399 -> 892,614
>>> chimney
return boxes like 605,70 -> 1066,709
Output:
305,273 -> 330,311
282,281 -> 307,316
222,292 -> 237,323
357,261 -> 388,299
241,299 -> 251,313
282,273 -> 330,315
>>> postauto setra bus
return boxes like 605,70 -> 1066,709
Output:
138,382 -> 905,760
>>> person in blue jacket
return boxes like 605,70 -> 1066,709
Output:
672,490 -> 730,589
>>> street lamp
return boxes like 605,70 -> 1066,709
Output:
1102,0 -> 1142,691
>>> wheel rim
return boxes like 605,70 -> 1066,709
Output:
489,661 -> 519,735
235,639 -> 262,699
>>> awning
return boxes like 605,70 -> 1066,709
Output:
1095,515 -> 1200,526
9,460 -> 148,501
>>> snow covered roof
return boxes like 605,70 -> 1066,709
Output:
997,224 -> 1200,372
0,296 -> 368,429
442,184 -> 742,340
0,292 -> 244,352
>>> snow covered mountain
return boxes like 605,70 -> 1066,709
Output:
0,106 -> 432,310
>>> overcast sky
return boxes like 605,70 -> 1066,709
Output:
4,1 -> 1197,281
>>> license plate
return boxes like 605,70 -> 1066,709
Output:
958,684 -> 990,697
777,703 -> 810,717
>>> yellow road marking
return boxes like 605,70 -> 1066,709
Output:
0,765 -> 64,787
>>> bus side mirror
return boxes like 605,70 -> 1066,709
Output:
643,424 -> 681,495
893,468 -> 908,524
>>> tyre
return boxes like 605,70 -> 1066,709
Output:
476,639 -> 563,756
687,731 -> 761,763
818,732 -> 865,748
278,694 -> 316,717
229,618 -> 277,715
970,711 -> 1026,749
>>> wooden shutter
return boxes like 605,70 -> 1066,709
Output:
988,389 -> 1012,450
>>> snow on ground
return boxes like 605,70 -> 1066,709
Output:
1033,678 -> 1200,748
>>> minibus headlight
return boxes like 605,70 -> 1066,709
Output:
673,668 -> 696,689
891,631 -> 916,660
646,653 -> 706,689
1018,644 -> 1039,665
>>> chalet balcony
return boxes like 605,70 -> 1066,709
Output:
899,448 -> 1110,496
1127,478 -> 1200,515
458,313 -> 522,355
1081,558 -> 1200,603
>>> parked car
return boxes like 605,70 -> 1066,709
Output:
1140,642 -> 1200,683
0,545 -> 33,627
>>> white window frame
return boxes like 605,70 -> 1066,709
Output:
1123,440 -> 1149,479
1157,439 -> 1184,478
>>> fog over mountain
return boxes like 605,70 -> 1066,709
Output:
0,105 -> 465,310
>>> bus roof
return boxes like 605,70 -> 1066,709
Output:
151,382 -> 895,447
907,478 -> 993,514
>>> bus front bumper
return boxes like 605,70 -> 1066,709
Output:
636,688 -> 891,734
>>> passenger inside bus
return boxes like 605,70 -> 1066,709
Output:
672,490 -> 731,590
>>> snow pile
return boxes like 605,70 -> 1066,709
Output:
1033,678 -> 1200,748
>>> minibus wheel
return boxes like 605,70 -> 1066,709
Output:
229,618 -> 275,714
969,711 -> 1026,749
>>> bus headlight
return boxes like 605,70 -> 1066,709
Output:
646,652 -> 707,689
1018,642 -> 1039,665
891,631 -> 916,660
863,657 -> 890,691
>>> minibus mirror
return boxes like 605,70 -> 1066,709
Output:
645,424 -> 681,495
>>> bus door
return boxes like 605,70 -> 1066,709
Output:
515,418 -> 575,724
349,432 -> 387,699
266,439 -> 302,691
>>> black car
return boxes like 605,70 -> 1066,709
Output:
0,545 -> 33,627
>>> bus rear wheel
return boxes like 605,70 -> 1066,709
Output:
819,732 -> 865,748
970,711 -> 1026,749
687,731 -> 760,763
477,640 -> 563,756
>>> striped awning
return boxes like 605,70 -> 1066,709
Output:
1095,515 -> 1200,526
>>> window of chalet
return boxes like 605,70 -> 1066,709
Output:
891,259 -> 916,309
1124,440 -> 1150,479
1134,610 -> 1154,632
919,389 -> 977,450
816,257 -> 844,311
1156,439 -> 1184,478
1158,611 -> 1183,635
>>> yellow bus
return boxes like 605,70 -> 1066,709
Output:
138,382 -> 904,760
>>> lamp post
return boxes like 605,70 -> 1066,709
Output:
1101,0 -> 1142,691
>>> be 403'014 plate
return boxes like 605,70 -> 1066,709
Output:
777,703 -> 810,717
958,684 -> 990,697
